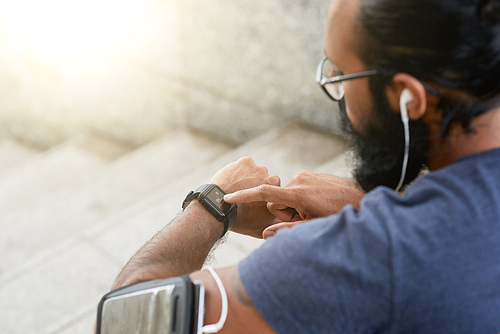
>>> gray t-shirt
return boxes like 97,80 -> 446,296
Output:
239,148 -> 500,333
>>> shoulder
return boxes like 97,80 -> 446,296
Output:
371,149 -> 500,231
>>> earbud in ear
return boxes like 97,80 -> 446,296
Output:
399,88 -> 413,123
395,88 -> 413,193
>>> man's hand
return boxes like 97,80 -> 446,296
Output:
224,171 -> 365,237
110,157 -> 278,291
210,157 -> 281,238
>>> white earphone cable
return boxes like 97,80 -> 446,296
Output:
201,266 -> 228,333
395,118 -> 410,193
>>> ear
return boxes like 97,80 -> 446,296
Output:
386,73 -> 428,120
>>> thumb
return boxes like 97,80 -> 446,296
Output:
262,221 -> 304,239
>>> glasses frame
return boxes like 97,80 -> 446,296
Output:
316,56 -> 378,101
316,56 -> 439,101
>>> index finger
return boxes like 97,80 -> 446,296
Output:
224,184 -> 298,208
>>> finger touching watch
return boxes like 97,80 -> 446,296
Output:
182,184 -> 237,237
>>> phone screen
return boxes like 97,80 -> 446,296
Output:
97,278 -> 204,334
100,284 -> 176,334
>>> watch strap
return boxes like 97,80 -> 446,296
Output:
182,184 -> 211,210
182,190 -> 197,210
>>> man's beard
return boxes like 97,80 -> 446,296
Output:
339,80 -> 431,193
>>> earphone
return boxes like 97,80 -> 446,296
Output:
395,89 -> 413,193
399,88 -> 413,123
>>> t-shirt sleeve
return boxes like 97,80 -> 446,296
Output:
239,202 -> 393,334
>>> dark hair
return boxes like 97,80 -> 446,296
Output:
357,0 -> 500,136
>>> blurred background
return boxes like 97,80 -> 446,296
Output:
0,0 -> 339,149
0,1 -> 350,333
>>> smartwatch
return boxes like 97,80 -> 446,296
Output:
182,184 -> 237,237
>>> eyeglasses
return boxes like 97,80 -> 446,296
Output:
316,56 -> 378,101
316,56 -> 439,101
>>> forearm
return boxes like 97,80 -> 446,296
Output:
112,200 -> 224,290
111,157 -> 280,289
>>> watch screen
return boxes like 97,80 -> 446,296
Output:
206,186 -> 232,213
206,186 -> 224,208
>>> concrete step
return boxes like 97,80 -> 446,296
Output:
0,136 -> 131,215
0,131 -> 231,283
86,123 -> 347,270
0,124 -> 347,334
314,150 -> 353,178
0,239 -> 120,334
0,138 -> 41,174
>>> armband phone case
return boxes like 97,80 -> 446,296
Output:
96,275 -> 205,334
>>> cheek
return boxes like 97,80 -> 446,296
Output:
343,79 -> 373,132
345,97 -> 361,128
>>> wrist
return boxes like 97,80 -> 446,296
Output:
184,200 -> 226,238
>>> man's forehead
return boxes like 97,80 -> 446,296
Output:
325,0 -> 362,65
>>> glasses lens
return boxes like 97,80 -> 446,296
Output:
321,58 -> 344,101
324,81 -> 344,101
321,57 -> 335,79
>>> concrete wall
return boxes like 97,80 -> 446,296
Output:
0,0 -> 340,148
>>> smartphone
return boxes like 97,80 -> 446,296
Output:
96,276 -> 205,334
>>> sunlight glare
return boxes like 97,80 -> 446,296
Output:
0,0 -> 150,61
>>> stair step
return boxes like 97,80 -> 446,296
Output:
0,138 -> 41,174
0,124 -> 346,334
87,123 -> 347,268
0,239 -> 120,334
0,131 -> 232,280
48,308 -> 96,334
74,136 -> 133,163
314,150 -> 353,178
0,136 -> 131,215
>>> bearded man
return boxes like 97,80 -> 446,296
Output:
106,0 -> 500,332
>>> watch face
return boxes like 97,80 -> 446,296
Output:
205,186 -> 232,214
